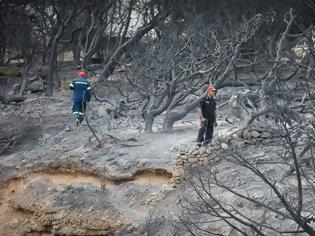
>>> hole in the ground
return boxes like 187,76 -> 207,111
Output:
129,169 -> 173,185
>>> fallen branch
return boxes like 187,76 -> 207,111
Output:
91,90 -> 115,106
85,105 -> 103,147
0,94 -> 25,104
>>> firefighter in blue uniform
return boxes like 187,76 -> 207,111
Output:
69,71 -> 92,125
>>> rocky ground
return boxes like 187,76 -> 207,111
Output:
0,87 -> 212,235
1,84 -> 314,235
0,84 -> 222,234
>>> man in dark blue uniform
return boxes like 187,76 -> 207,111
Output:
196,85 -> 217,146
69,71 -> 92,125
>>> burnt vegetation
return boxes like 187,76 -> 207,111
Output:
1,0 -> 315,132
2,0 -> 315,234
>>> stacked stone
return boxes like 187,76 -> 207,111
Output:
170,143 -> 223,187
240,126 -> 283,144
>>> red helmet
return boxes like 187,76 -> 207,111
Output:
207,85 -> 216,93
79,71 -> 86,77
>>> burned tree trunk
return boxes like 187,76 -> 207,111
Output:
144,113 -> 155,133
98,22 -> 160,81
47,40 -> 57,96
162,99 -> 201,133
98,0 -> 170,82
161,42 -> 242,132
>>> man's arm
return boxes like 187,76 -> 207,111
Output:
87,83 -> 92,91
214,110 -> 217,126
85,83 -> 92,102
214,100 -> 217,126
69,81 -> 74,90
198,107 -> 206,122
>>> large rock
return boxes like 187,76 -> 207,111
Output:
261,132 -> 272,139
221,143 -> 229,150
251,130 -> 261,138
253,126 -> 266,132
27,77 -> 44,93
188,157 -> 199,164
242,129 -> 251,139
198,147 -> 207,155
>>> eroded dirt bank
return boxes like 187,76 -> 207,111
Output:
0,89 -> 231,235
0,168 -> 174,235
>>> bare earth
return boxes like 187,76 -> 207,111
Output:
0,88 -> 270,235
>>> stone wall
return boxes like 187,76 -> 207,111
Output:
240,125 -> 284,145
170,141 -> 226,187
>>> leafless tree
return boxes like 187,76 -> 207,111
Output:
171,21 -> 315,231
225,8 -> 315,130
0,1 -> 38,103
74,0 -> 115,70
43,1 -> 81,95
96,0 -> 172,82
120,13 -> 263,133
173,88 -> 315,235
167,8 -> 315,234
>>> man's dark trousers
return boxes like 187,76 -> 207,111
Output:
72,100 -> 87,122
197,120 -> 214,145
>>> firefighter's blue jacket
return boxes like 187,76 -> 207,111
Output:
69,77 -> 92,102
